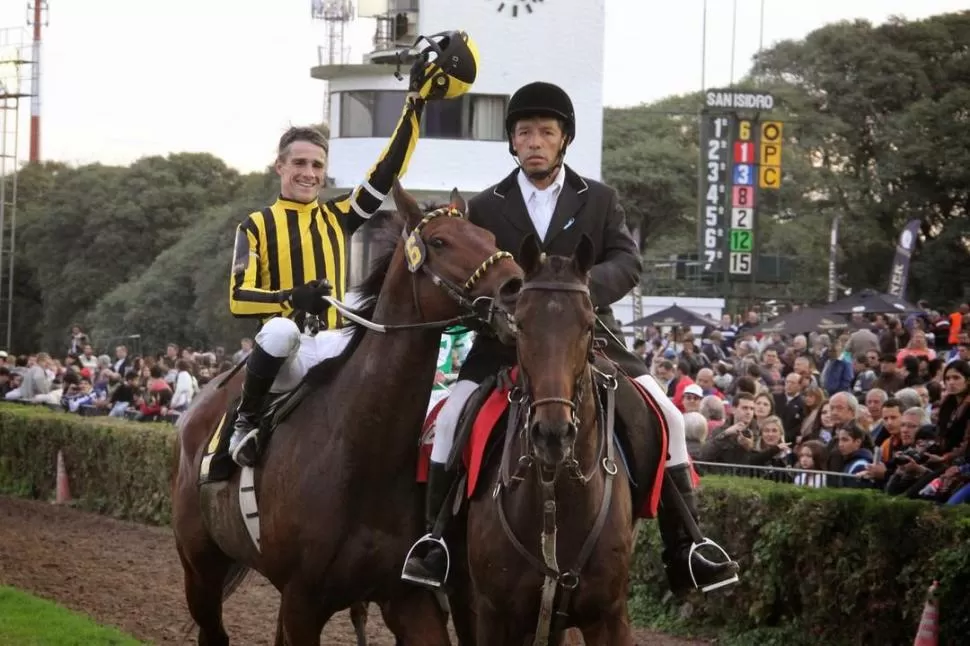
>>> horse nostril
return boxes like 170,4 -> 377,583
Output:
565,421 -> 578,441
530,419 -> 543,441
531,419 -> 571,443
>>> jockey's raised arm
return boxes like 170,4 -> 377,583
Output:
226,30 -> 481,468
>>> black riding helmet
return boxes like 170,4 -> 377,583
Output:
408,30 -> 480,100
504,81 -> 576,156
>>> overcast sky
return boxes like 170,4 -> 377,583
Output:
0,0 -> 966,172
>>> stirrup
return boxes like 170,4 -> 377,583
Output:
688,537 -> 739,593
230,428 -> 260,466
400,533 -> 451,589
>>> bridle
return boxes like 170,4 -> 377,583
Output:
493,274 -> 621,645
324,205 -> 513,333
514,278 -> 598,475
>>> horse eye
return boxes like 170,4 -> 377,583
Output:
429,237 -> 446,248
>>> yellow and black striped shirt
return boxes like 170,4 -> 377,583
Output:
229,96 -> 424,331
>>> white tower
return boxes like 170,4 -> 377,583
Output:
310,0 -> 607,281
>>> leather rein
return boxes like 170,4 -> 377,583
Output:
324,206 -> 513,333
492,277 -> 620,645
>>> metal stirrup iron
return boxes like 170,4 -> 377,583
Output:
663,471 -> 739,593
401,535 -> 451,589
401,470 -> 462,588
688,539 -> 738,593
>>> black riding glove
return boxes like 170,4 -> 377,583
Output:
409,54 -> 447,100
287,280 -> 332,316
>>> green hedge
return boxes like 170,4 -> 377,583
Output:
630,476 -> 970,646
0,404 -> 175,525
2,404 -> 969,644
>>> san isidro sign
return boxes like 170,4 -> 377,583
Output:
697,89 -> 779,280
705,90 -> 775,110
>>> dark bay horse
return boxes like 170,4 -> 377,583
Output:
172,181 -> 523,646
461,235 -> 653,645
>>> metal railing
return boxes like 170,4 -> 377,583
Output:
693,460 -> 864,488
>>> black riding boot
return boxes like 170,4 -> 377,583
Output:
401,460 -> 455,589
228,343 -> 286,468
658,463 -> 740,597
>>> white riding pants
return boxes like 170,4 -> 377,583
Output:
430,379 -> 481,463
427,374 -> 689,468
254,317 -> 354,394
632,374 -> 689,467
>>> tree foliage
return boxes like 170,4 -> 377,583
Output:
600,10 -> 970,307
602,94 -> 701,250
750,11 -> 970,305
12,155 -> 263,353
6,13 -> 970,354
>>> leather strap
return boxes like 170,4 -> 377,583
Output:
493,371 -> 619,632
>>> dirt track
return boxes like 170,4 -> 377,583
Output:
0,496 -> 708,645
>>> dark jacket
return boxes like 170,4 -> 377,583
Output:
459,165 -> 645,382
773,392 -> 805,444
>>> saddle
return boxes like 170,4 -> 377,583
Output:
416,352 -> 668,518
198,380 -> 315,485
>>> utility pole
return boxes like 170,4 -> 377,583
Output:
700,0 -> 708,91
27,1 -> 48,163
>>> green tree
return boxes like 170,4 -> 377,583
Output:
16,153 -> 242,351
602,94 -> 701,251
752,11 -> 970,306
87,170 -> 277,353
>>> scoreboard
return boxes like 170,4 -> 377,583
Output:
697,89 -> 782,280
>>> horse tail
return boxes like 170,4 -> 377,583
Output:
176,562 -> 252,644
221,561 -> 252,601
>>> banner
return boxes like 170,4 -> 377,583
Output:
887,219 -> 921,298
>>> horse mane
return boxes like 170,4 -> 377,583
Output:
303,209 -> 405,386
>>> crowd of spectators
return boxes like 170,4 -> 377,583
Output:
0,325 -> 252,423
2,302 -> 968,507
636,305 -> 970,505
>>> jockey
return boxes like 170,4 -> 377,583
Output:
401,81 -> 740,596
226,31 -> 480,468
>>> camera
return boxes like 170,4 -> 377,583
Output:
890,448 -> 927,467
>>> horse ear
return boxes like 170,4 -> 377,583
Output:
392,179 -> 424,228
518,233 -> 542,277
572,233 -> 595,277
449,187 -> 466,215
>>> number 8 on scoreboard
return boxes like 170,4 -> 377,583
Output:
732,186 -> 755,208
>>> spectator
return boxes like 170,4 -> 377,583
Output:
699,395 -> 726,435
837,425 -> 874,477
794,440 -> 828,488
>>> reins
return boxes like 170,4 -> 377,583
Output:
491,275 -> 621,645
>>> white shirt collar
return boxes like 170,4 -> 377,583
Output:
516,165 -> 565,202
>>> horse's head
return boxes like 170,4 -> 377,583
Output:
391,180 -> 523,330
514,232 -> 596,468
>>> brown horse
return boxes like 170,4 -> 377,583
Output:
172,181 -> 523,646
459,235 -> 658,645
